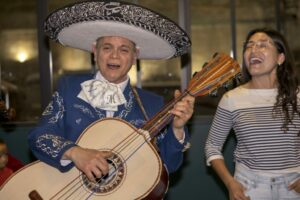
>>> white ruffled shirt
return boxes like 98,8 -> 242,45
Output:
61,72 -> 129,166
77,71 -> 129,117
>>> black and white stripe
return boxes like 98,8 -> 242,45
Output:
205,86 -> 300,170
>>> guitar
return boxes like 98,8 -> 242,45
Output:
0,53 -> 240,200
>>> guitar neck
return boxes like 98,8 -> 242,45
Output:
141,90 -> 189,138
140,53 -> 240,140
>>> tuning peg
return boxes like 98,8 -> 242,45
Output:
213,52 -> 219,58
209,89 -> 218,97
222,81 -> 232,89
202,62 -> 211,71
235,73 -> 242,84
221,73 -> 242,90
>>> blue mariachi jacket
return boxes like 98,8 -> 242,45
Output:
28,73 -> 190,173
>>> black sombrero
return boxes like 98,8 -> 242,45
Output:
44,0 -> 191,60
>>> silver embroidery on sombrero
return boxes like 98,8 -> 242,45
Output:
36,134 -> 73,158
44,1 -> 190,58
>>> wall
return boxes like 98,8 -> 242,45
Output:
166,116 -> 236,200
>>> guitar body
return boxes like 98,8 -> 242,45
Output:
0,118 -> 168,200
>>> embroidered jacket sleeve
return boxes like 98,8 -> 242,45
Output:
157,125 -> 190,173
28,77 -> 77,172
204,92 -> 233,166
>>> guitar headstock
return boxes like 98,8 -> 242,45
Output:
188,53 -> 240,97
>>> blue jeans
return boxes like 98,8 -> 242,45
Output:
234,165 -> 300,200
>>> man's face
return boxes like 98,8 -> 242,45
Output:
93,36 -> 138,84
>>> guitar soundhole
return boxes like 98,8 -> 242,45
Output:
81,151 -> 125,194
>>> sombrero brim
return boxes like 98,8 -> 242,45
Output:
44,0 -> 191,60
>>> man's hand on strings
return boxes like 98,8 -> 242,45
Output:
63,146 -> 111,182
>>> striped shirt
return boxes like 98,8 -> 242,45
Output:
205,86 -> 300,171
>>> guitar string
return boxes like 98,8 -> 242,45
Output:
50,55 -> 239,199
49,121 -> 162,199
50,129 -> 146,199
50,175 -> 82,199
57,128 -> 157,199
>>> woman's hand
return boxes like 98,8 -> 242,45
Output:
227,179 -> 251,200
288,178 -> 300,193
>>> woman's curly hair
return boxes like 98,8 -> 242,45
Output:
242,28 -> 300,132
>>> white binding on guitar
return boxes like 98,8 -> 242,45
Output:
0,53 -> 240,200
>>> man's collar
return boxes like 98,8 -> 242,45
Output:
95,71 -> 129,92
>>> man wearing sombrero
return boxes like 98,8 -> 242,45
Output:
28,1 -> 194,198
